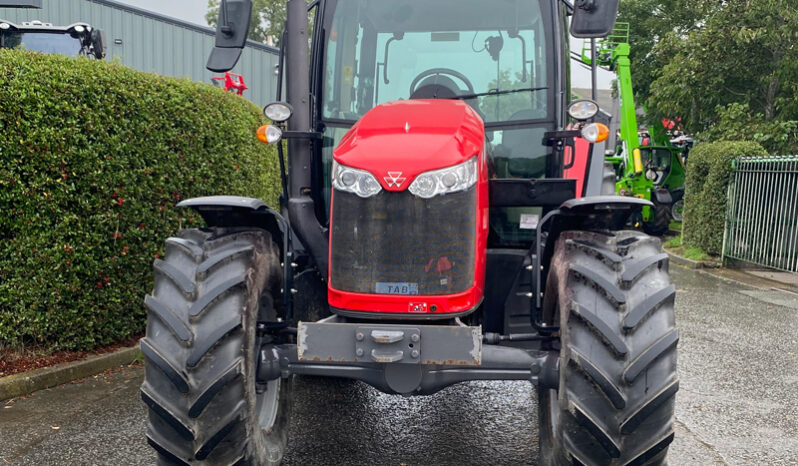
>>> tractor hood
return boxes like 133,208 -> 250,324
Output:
333,100 -> 485,191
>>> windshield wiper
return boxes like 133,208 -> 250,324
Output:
455,87 -> 549,101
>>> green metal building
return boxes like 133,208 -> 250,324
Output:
0,0 -> 279,104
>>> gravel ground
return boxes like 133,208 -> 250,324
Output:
1,265 -> 796,465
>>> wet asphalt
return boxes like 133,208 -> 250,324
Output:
1,265 -> 797,465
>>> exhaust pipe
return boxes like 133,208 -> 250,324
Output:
285,0 -> 329,278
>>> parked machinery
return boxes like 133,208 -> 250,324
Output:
583,23 -> 687,233
141,1 -> 679,464
0,18 -> 106,59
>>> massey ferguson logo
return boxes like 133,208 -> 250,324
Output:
384,171 -> 407,188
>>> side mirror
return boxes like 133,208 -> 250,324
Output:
207,0 -> 253,72
91,29 -> 106,59
570,0 -> 620,38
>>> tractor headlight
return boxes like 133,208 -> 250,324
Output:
408,157 -> 477,199
568,99 -> 599,121
332,161 -> 382,198
264,102 -> 293,122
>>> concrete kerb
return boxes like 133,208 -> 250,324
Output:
665,251 -> 717,269
0,342 -> 141,402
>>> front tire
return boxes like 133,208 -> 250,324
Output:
670,191 -> 684,222
642,201 -> 670,236
141,228 -> 290,465
539,230 -> 678,465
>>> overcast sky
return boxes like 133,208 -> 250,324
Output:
113,0 -> 209,27
113,0 -> 611,90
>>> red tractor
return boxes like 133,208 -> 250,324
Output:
141,0 -> 678,464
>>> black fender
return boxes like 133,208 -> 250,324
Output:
177,196 -> 287,258
653,188 -> 673,204
533,196 -> 652,331
178,196 -> 298,319
669,187 -> 684,203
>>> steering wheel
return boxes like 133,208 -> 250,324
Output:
409,68 -> 475,99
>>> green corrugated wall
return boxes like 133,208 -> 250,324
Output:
0,0 -> 279,105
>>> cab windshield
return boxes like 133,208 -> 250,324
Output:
323,0 -> 552,124
0,31 -> 83,57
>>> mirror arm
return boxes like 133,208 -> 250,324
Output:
220,0 -> 233,35
508,31 -> 528,83
276,29 -> 286,100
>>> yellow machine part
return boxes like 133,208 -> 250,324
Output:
633,148 -> 643,174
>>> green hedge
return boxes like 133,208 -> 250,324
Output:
682,141 -> 767,255
0,50 -> 280,351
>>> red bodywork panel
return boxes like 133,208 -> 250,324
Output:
563,137 -> 591,197
334,100 -> 485,191
328,100 -> 489,316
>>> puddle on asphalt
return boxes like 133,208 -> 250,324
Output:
738,289 -> 798,310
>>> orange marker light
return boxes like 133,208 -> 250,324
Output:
256,125 -> 270,144
581,123 -> 610,144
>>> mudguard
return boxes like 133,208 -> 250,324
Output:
177,196 -> 286,253
533,196 -> 652,330
654,188 -> 673,204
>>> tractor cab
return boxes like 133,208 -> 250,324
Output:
639,146 -> 676,186
0,19 -> 106,58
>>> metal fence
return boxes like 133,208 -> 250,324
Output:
724,156 -> 798,272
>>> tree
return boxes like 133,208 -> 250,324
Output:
206,0 -> 286,45
616,0 -> 708,106
621,0 -> 798,153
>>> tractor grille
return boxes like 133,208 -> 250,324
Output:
330,187 -> 476,296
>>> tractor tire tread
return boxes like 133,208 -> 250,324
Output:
189,360 -> 243,419
569,348 -> 626,409
621,253 -> 669,285
153,259 -> 196,297
145,295 -> 193,344
569,400 -> 622,458
569,263 -> 626,304
142,228 -> 288,466
197,244 -> 254,278
624,285 -> 676,332
164,237 -> 204,262
141,385 -> 195,441
188,276 -> 246,318
539,230 -> 678,465
140,338 -> 189,394
567,239 -> 623,267
623,329 -> 679,384
186,315 -> 242,368
621,380 -> 680,434
570,303 -> 629,357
